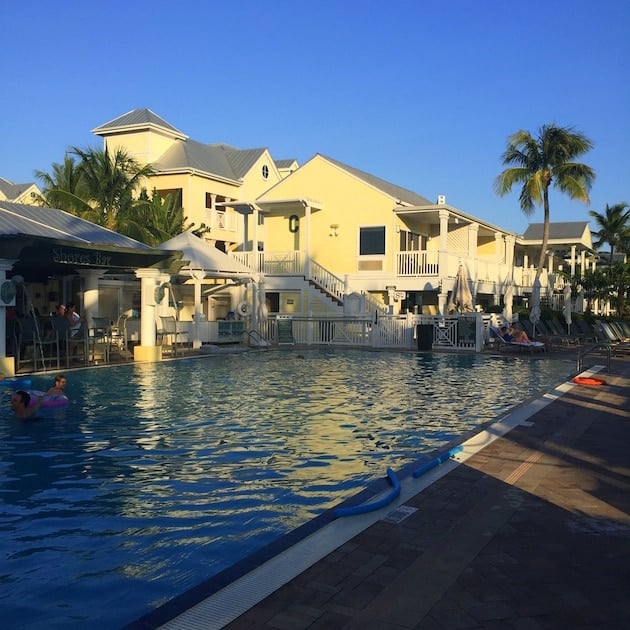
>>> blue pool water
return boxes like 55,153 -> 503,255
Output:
0,349 -> 573,628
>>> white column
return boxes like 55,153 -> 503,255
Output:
505,235 -> 516,272
0,259 -> 17,376
304,204 -> 312,280
468,223 -> 479,285
78,269 -> 102,327
570,245 -> 576,276
494,232 -> 503,262
252,205 -> 259,273
133,268 -> 163,362
438,209 -> 449,281
190,269 -> 204,349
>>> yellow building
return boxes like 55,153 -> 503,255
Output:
92,109 -> 289,254
91,110 -> 597,318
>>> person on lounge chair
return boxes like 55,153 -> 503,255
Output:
499,326 -> 513,342
509,325 -> 530,343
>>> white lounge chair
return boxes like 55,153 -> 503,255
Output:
490,327 -> 546,354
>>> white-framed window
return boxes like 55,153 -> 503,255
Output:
358,225 -> 386,271
261,164 -> 269,179
360,226 -> 385,255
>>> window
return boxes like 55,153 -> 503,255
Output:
399,230 -> 425,251
360,226 -> 385,255
261,164 -> 269,179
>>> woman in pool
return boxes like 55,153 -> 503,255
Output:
47,374 -> 68,396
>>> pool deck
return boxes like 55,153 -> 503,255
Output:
216,353 -> 630,629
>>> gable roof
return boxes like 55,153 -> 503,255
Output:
521,222 -> 590,241
92,108 -> 187,139
320,154 -> 433,206
274,159 -> 298,169
154,141 -> 267,182
0,177 -> 35,202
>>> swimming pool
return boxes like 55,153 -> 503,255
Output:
0,349 -> 573,628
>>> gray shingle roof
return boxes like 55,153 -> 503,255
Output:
319,155 -> 433,206
522,222 -> 589,240
0,201 -> 151,248
92,108 -> 186,138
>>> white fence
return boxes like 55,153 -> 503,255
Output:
252,313 -> 486,352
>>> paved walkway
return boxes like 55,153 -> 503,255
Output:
226,356 -> 630,629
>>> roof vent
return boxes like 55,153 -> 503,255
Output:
437,195 -> 446,205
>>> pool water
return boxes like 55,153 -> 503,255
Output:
0,349 -> 573,628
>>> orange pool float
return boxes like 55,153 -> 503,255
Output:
572,376 -> 606,387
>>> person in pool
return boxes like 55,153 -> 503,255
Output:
11,390 -> 42,420
46,374 -> 68,396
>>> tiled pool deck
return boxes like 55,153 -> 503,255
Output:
130,351 -> 630,629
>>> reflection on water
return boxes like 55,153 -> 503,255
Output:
0,349 -> 572,628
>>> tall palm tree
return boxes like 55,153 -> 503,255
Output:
71,146 -> 155,232
589,202 -> 630,265
495,124 -> 595,279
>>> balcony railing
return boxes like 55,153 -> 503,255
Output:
396,251 -> 439,276
229,249 -> 562,294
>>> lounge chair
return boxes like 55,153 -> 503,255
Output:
573,319 -> 597,343
489,327 -> 546,354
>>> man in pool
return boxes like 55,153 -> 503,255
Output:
47,375 -> 68,396
11,390 -> 42,420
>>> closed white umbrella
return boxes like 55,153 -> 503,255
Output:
563,283 -> 572,335
502,276 -> 514,323
574,286 -> 584,314
447,265 -> 474,313
529,276 -> 541,338
256,277 -> 268,326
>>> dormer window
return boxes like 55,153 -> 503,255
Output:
261,165 -> 269,179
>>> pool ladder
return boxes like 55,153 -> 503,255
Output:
241,329 -> 272,350
576,343 -> 612,373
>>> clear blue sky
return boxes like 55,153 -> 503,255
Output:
2,0 -> 628,233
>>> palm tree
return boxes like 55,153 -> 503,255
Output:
495,124 -> 595,279
34,155 -> 91,215
589,202 -> 630,265
132,188 -> 210,246
71,146 -> 155,232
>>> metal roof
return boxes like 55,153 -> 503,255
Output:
92,108 -> 187,138
154,141 -> 267,182
0,201 -> 152,248
274,159 -> 298,169
318,154 -> 434,206
521,222 -> 590,241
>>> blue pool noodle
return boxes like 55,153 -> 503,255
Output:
412,445 -> 463,478
334,467 -> 401,518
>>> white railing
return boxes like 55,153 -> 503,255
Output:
207,209 -> 239,232
396,250 -> 439,276
309,259 -> 345,302
231,249 -> 561,296
255,313 -> 484,351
